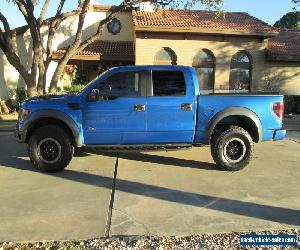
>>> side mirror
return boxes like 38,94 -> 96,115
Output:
87,89 -> 100,102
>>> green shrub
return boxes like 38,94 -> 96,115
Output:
46,86 -> 62,94
15,87 -> 29,111
63,85 -> 84,93
56,86 -> 62,93
284,95 -> 300,114
5,98 -> 18,113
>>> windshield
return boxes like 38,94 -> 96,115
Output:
76,69 -> 111,94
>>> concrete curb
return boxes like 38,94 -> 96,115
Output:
0,121 -> 16,132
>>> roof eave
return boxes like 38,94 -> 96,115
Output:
52,52 -> 135,61
266,55 -> 300,62
134,26 -> 278,38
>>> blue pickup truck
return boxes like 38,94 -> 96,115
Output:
15,66 -> 286,172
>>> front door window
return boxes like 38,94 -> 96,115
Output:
98,71 -> 146,99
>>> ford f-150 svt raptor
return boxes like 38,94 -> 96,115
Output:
15,66 -> 286,172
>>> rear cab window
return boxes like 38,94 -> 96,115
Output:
151,70 -> 186,96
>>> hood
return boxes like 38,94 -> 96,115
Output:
26,93 -> 72,103
22,93 -> 82,110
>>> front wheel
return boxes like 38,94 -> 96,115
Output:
28,125 -> 73,173
211,126 -> 253,171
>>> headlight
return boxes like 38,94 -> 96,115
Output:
21,109 -> 30,119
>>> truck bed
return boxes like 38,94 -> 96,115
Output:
195,94 -> 284,144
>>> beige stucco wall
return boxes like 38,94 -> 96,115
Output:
255,60 -> 300,95
0,33 -> 30,99
0,10 -> 134,99
135,35 -> 300,95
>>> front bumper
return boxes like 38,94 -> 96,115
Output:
14,122 -> 27,143
273,129 -> 286,141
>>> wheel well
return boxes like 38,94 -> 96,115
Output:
26,118 -> 75,145
211,115 -> 260,143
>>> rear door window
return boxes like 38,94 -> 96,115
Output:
151,70 -> 186,96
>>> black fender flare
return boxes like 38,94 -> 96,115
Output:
203,107 -> 262,144
23,109 -> 83,146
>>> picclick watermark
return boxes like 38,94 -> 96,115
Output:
240,234 -> 297,246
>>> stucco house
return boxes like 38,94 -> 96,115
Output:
0,3 -> 300,100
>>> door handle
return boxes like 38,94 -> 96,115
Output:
181,103 -> 192,111
134,104 -> 146,112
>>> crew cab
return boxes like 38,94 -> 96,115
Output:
15,66 -> 286,172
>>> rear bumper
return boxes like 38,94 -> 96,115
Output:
273,129 -> 286,141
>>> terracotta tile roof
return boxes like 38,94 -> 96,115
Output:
54,40 -> 134,60
132,9 -> 278,36
267,30 -> 300,62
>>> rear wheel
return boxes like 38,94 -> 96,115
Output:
28,125 -> 73,173
211,126 -> 253,171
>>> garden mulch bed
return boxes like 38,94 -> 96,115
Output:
0,229 -> 298,250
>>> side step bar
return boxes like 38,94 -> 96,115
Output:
85,144 -> 192,152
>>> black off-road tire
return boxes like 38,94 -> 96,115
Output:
28,125 -> 73,173
210,126 -> 253,171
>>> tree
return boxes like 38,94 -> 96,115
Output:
0,0 -> 298,97
292,0 -> 300,10
274,11 -> 300,29
0,0 -> 228,97
0,0 -> 134,96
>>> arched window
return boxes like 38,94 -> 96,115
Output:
192,49 -> 215,94
229,51 -> 252,92
154,47 -> 177,65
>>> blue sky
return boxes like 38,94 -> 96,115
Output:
0,0 -> 297,28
